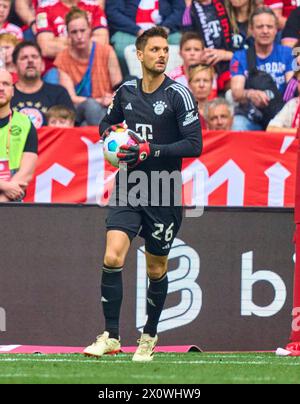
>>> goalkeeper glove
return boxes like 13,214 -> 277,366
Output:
117,130 -> 151,168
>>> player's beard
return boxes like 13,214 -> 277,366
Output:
144,61 -> 167,76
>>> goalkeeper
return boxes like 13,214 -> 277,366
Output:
84,27 -> 202,362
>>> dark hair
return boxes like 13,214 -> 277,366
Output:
250,6 -> 278,27
12,41 -> 43,64
65,6 -> 89,30
135,27 -> 168,51
179,31 -> 203,50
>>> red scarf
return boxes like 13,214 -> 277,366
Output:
212,0 -> 231,46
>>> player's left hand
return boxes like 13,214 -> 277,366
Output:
118,131 -> 151,168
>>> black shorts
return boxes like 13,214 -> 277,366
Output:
106,205 -> 183,256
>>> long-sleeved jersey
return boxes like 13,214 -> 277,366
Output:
99,75 -> 202,176
100,75 -> 202,206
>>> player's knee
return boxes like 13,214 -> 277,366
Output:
147,264 -> 167,280
104,252 -> 125,268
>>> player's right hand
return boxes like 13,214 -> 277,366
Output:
101,122 -> 127,141
118,131 -> 151,168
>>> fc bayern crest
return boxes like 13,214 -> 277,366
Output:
153,101 -> 167,115
19,108 -> 44,128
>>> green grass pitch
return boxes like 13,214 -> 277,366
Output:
0,353 -> 300,384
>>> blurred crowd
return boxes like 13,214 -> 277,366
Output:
0,0 -> 299,132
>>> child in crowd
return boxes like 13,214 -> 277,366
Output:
0,32 -> 20,82
0,0 -> 23,40
46,105 -> 76,128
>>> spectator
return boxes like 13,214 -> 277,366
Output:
182,0 -> 192,27
35,0 -> 108,83
281,6 -> 300,47
168,31 -> 204,87
15,0 -> 37,31
283,39 -> 300,102
264,0 -> 300,30
106,0 -> 185,77
0,68 -> 38,202
188,64 -> 214,129
225,0 -> 257,49
15,0 -> 47,39
46,105 -> 76,127
267,69 -> 300,133
0,0 -> 23,40
183,0 -> 234,92
168,31 -> 217,99
230,6 -> 294,130
204,97 -> 234,130
54,7 -> 122,126
11,41 -> 75,128
0,32 -> 19,82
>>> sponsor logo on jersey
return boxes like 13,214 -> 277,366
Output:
36,12 -> 48,29
153,100 -> 167,115
136,123 -> 153,140
125,103 -> 132,110
183,111 -> 198,127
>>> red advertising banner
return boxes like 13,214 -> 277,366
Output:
24,127 -> 297,207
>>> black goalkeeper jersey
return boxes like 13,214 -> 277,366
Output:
100,75 -> 202,174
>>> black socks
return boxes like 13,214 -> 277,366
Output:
101,266 -> 168,340
101,265 -> 123,340
143,273 -> 168,337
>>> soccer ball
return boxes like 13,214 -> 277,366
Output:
103,127 -> 136,168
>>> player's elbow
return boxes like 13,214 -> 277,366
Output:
195,142 -> 202,157
189,139 -> 202,157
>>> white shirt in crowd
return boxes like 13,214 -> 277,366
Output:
268,97 -> 299,128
